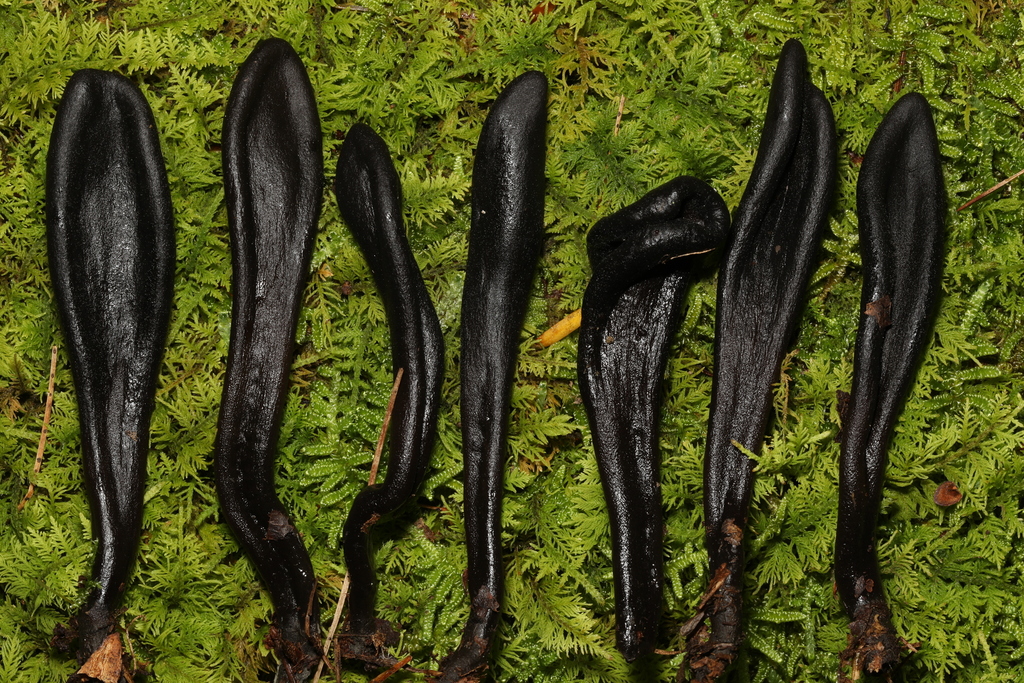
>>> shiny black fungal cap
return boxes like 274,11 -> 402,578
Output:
579,177 -> 729,662
215,37 -> 323,683
836,91 -> 943,678
685,38 -> 836,682
47,68 -> 175,675
436,70 -> 548,683
333,122 -> 445,668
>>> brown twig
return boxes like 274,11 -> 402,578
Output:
958,166 -> 1024,211
370,654 -> 413,682
312,574 -> 351,683
312,367 -> 405,683
19,345 -> 58,511
369,368 -> 404,487
613,95 -> 626,136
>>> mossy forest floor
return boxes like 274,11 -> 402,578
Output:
3,1 -> 1024,681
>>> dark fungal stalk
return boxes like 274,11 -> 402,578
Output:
46,70 -> 175,680
333,123 -> 445,667
214,39 -> 323,682
578,178 -> 730,662
435,71 -> 547,683
685,39 -> 836,682
836,93 -> 943,679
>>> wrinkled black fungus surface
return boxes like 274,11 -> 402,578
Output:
47,69 -> 175,672
578,178 -> 729,661
688,39 -> 836,682
836,92 -> 943,678
334,123 -> 445,667
214,38 -> 323,682
436,71 -> 547,683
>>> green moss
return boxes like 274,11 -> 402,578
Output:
2,0 -> 1024,681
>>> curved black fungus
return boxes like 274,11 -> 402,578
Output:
47,70 -> 174,677
578,179 -> 730,662
685,39 -> 836,682
333,123 -> 445,667
435,71 -> 547,683
214,38 -> 323,682
836,92 -> 943,679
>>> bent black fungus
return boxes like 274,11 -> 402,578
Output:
47,69 -> 175,677
578,178 -> 729,662
685,39 -> 836,682
333,123 -> 445,667
214,38 -> 323,682
836,92 -> 943,679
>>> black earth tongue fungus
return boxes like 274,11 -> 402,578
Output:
214,38 -> 323,682
434,71 -> 547,683
46,69 -> 175,683
333,123 -> 445,667
577,178 -> 730,662
684,39 -> 836,683
836,92 -> 943,681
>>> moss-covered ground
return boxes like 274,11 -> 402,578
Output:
2,1 -> 1024,681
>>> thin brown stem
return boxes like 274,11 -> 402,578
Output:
312,575 -> 351,683
19,345 -> 58,511
369,368 -> 404,486
957,166 -> 1024,211
370,655 -> 413,683
613,95 -> 626,136
312,367 -> 404,682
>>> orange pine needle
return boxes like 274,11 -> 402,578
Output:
538,308 -> 581,347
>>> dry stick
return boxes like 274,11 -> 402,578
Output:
312,368 -> 405,683
368,367 -> 404,487
19,345 -> 58,511
957,166 -> 1024,211
369,654 -> 414,683
311,574 -> 350,683
613,95 -> 626,136
122,615 -> 143,676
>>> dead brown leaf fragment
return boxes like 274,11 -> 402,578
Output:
682,562 -> 741,683
265,510 -> 297,540
335,618 -> 399,668
864,295 -> 892,329
721,519 -> 743,547
678,564 -> 730,640
933,481 -> 962,506
74,633 -> 122,683
838,602 -> 903,682
360,512 -> 382,534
